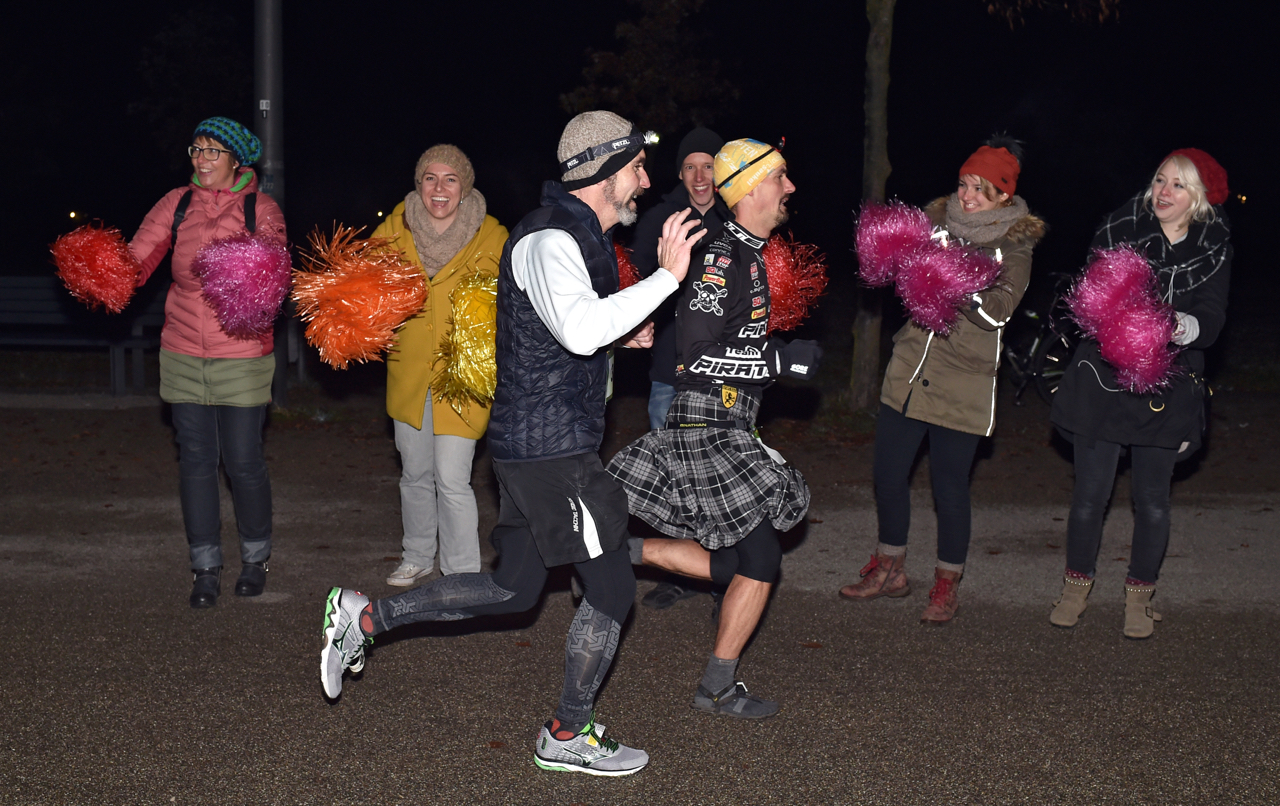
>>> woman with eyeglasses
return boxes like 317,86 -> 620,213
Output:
128,117 -> 287,608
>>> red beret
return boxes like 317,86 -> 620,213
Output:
959,145 -> 1021,196
1164,148 -> 1229,206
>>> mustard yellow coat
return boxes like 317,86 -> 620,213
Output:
376,201 -> 508,437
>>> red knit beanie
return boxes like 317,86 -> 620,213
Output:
959,145 -> 1020,196
1164,148 -> 1229,206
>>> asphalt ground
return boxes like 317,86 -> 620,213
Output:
1,392 -> 1277,805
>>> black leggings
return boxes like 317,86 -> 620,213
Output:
1066,435 -> 1178,583
873,403 -> 982,566
708,519 -> 782,585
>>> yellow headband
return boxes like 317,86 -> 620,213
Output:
714,139 -> 785,208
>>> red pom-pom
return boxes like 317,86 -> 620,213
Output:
615,241 -> 640,289
763,233 -> 828,333
1067,245 -> 1180,393
50,224 -> 141,313
854,200 -> 933,287
191,234 -> 292,338
293,227 -> 427,370
895,240 -> 1001,335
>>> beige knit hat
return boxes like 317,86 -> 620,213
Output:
414,144 -> 475,196
557,111 -> 640,189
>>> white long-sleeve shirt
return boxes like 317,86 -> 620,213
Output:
511,229 -> 679,356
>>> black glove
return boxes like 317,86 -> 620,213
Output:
774,338 -> 822,380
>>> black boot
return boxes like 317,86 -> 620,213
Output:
235,562 -> 268,597
190,567 -> 221,608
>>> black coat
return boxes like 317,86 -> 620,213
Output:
627,184 -> 731,385
1051,195 -> 1232,455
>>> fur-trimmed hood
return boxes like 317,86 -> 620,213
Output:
925,195 -> 1046,247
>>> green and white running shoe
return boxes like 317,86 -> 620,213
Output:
320,587 -> 371,699
533,715 -> 649,777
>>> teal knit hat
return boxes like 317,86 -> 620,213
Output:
192,117 -> 262,166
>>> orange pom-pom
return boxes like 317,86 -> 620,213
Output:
50,224 -> 141,313
293,226 -> 426,370
615,241 -> 640,289
763,233 -> 828,333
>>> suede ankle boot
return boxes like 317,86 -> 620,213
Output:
1050,574 -> 1094,628
190,567 -> 221,609
1123,583 -> 1161,639
920,568 -> 961,624
839,553 -> 910,601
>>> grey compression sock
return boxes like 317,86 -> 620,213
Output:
700,653 -> 738,695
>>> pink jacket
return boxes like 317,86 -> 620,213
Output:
130,169 -> 287,358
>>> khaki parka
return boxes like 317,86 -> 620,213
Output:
880,197 -> 1045,436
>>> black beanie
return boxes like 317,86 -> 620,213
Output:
676,127 -> 724,172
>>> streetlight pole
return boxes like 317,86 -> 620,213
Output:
255,0 -> 295,405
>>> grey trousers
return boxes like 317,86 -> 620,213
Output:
393,395 -> 481,575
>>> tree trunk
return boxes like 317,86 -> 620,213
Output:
849,0 -> 895,411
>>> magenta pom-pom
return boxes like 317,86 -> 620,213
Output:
855,200 -> 933,287
1066,244 -> 1181,393
51,224 -> 141,313
1095,304 -> 1179,393
191,234 -> 292,338
1066,245 -> 1154,336
895,242 -> 1002,335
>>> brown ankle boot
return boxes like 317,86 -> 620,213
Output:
839,553 -> 910,601
920,568 -> 961,624
1123,583 -> 1162,639
1049,574 -> 1094,628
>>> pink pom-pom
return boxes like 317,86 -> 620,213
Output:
895,242 -> 1002,335
1096,304 -> 1179,394
855,200 -> 933,287
1066,245 -> 1154,336
1066,244 -> 1181,393
51,224 -> 141,313
191,234 -> 292,338
763,233 -> 828,333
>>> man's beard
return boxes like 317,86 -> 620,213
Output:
605,174 -> 640,226
773,202 -> 790,229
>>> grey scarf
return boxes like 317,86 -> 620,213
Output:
944,193 -> 1030,245
403,188 -> 487,277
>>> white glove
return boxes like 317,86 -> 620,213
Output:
1172,312 -> 1200,346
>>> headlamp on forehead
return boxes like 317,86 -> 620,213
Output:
559,130 -> 659,174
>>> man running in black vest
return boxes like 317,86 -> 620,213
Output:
319,111 -> 703,777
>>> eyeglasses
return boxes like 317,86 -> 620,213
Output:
188,145 -> 235,161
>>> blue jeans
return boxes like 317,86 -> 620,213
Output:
873,403 -> 982,566
171,403 -> 272,570
648,381 -> 676,431
1066,435 -> 1177,583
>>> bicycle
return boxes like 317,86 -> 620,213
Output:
1003,272 -> 1078,405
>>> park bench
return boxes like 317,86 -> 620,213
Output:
0,275 -> 167,396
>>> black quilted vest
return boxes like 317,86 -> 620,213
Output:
488,182 -> 619,462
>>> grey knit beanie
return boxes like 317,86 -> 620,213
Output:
558,111 -> 638,188
414,144 -> 475,196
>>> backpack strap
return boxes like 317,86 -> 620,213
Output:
170,189 -> 194,249
244,192 -> 257,234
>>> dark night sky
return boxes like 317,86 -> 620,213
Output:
3,1 -> 1269,314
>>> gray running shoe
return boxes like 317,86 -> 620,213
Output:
533,716 -> 649,777
320,587 -> 371,699
692,681 -> 779,720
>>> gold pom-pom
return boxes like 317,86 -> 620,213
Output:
292,226 -> 426,370
432,267 -> 497,416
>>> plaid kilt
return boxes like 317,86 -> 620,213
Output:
606,387 -> 810,549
